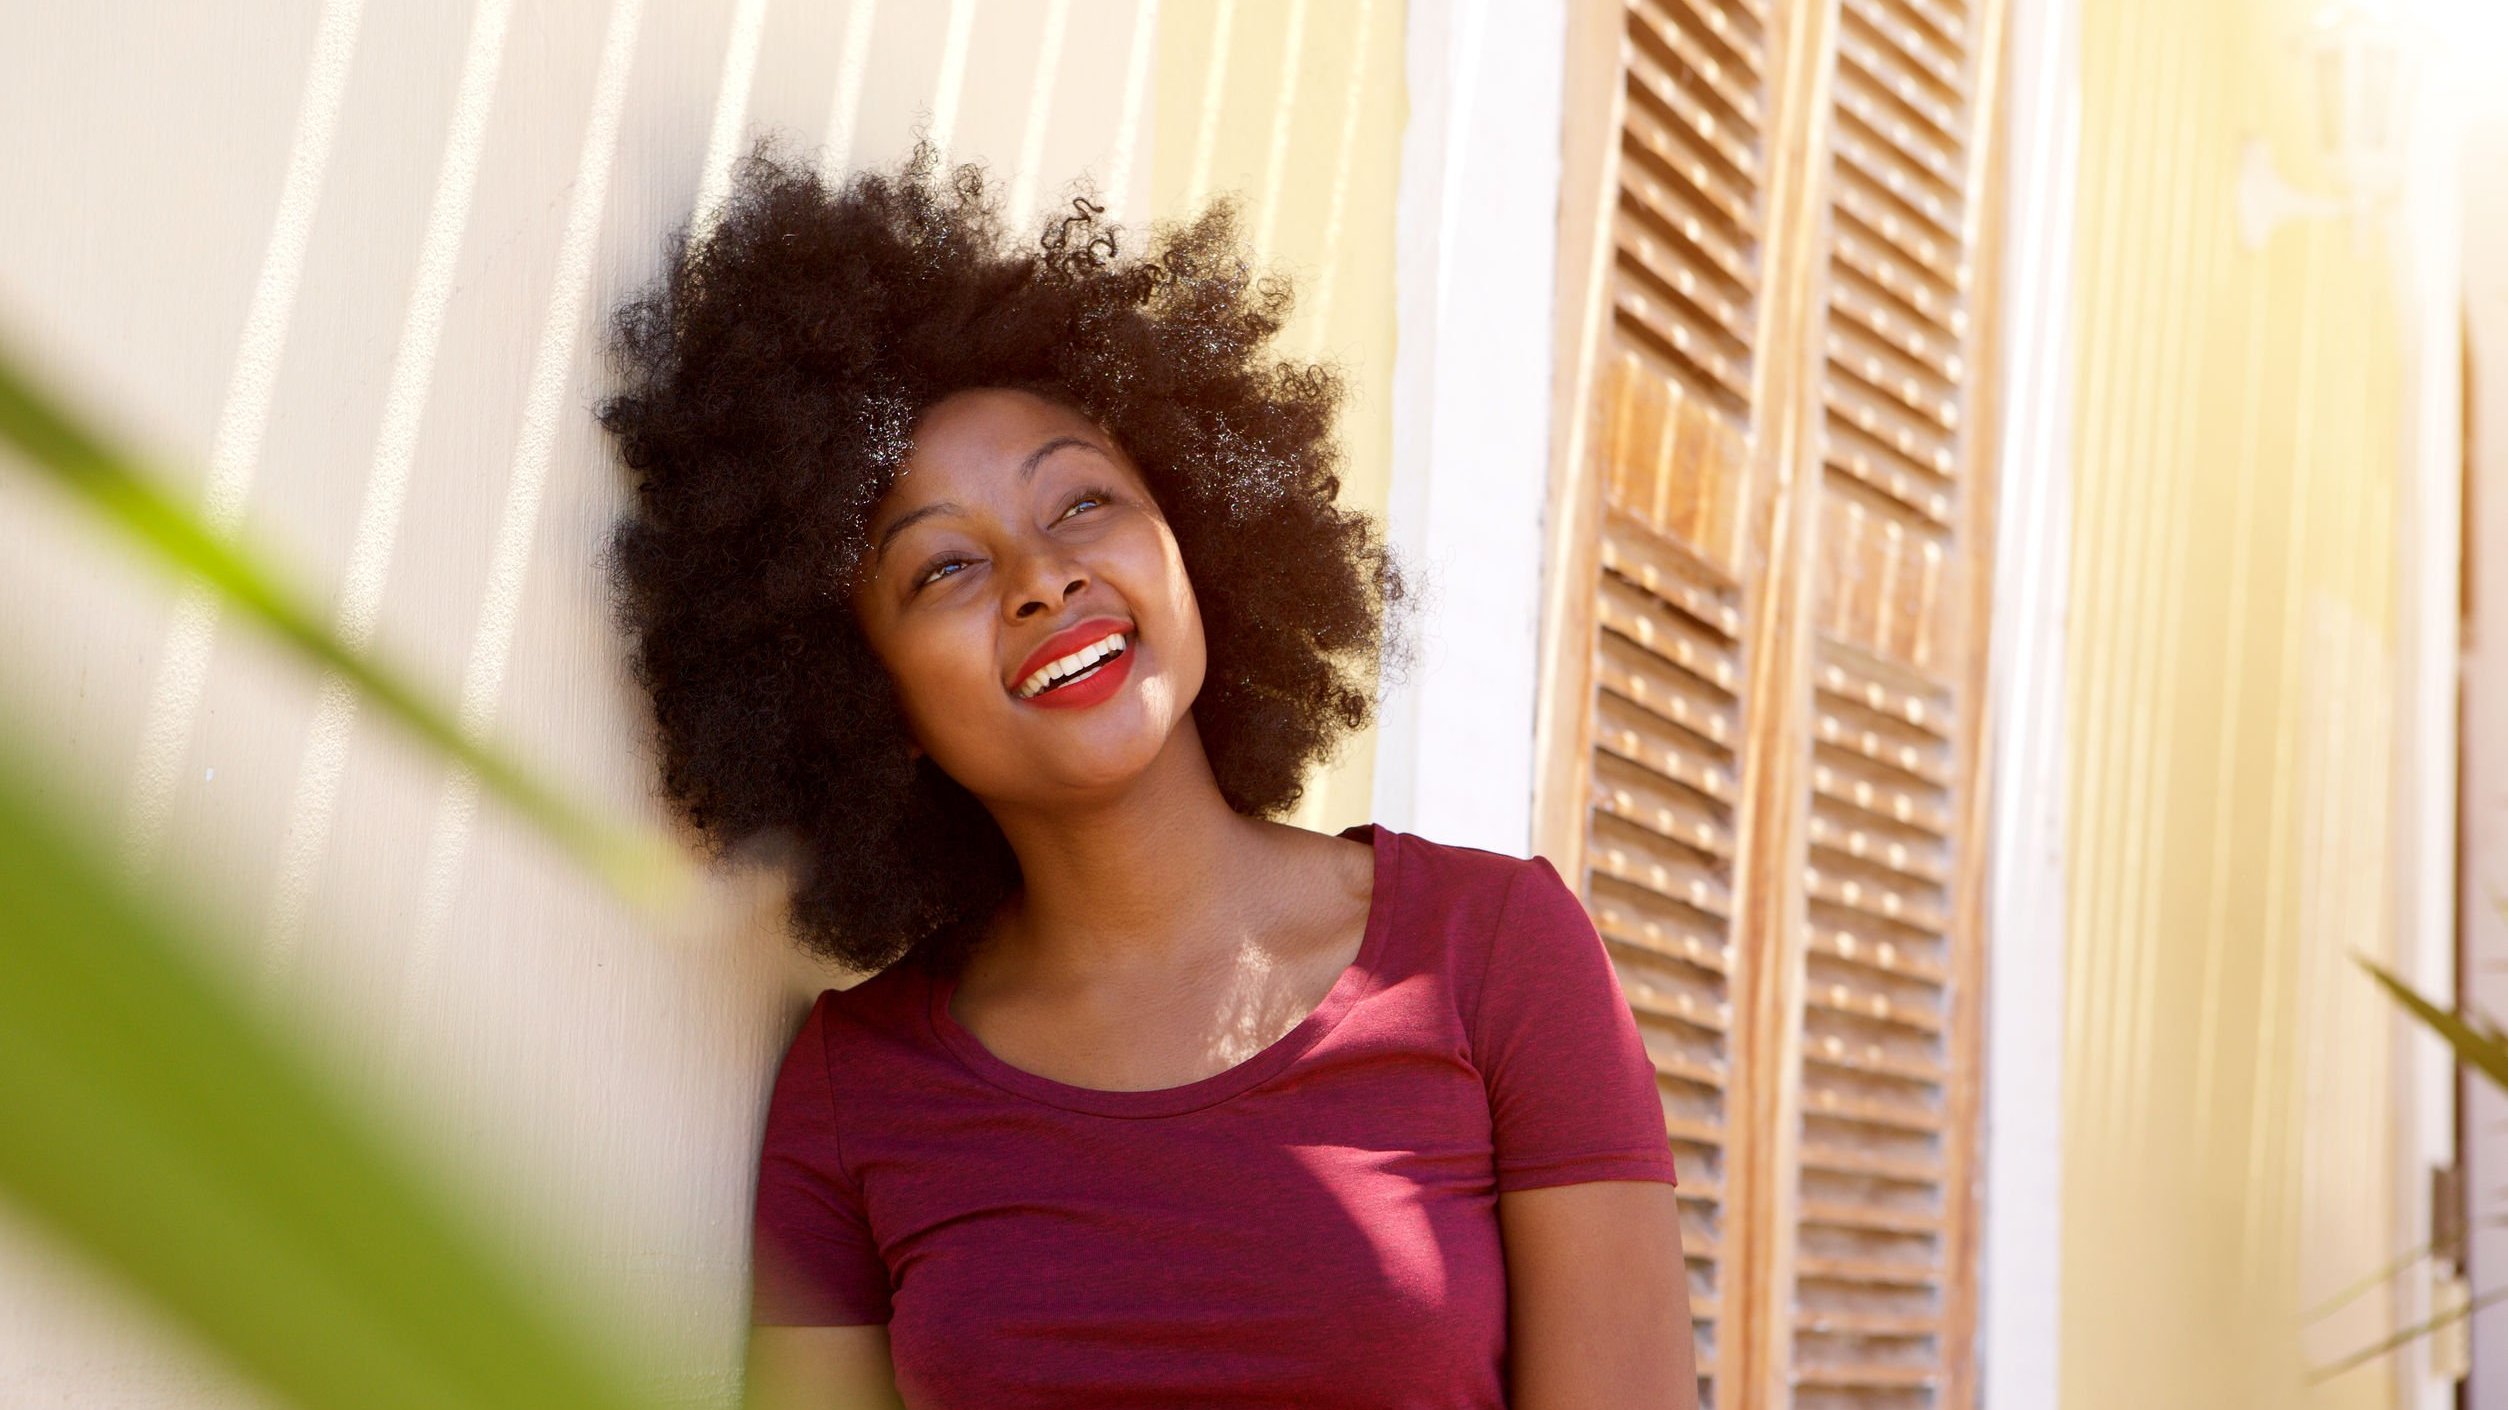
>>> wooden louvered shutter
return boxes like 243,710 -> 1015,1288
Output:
1538,0 -> 1793,1403
1534,1 -> 2010,1407
1769,1 -> 2004,1405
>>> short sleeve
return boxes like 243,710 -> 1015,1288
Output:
1474,854 -> 1680,1193
749,993 -> 893,1325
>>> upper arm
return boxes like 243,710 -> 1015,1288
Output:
752,994 -> 896,1318
1497,1180 -> 1699,1410
1476,857 -> 1694,1405
1476,856 -> 1681,1193
744,1325 -> 905,1410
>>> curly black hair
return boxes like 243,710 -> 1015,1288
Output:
594,135 -> 1417,980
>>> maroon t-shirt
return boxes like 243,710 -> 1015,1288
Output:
749,822 -> 1678,1407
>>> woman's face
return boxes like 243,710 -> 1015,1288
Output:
848,387 -> 1207,807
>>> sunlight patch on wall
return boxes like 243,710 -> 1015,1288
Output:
1155,0 -> 1406,837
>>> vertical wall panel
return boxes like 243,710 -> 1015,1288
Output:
2060,0 -> 2410,1407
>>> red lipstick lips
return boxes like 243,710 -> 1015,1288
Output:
1008,615 -> 1137,708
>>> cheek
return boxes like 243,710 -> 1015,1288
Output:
1141,527 -> 1205,652
882,615 -> 1001,726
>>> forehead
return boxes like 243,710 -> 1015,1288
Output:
896,387 -> 1107,483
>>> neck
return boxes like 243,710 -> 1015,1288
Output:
976,710 -> 1278,983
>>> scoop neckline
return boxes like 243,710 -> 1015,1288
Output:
924,822 -> 1400,1119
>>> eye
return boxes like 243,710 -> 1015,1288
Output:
913,555 -> 974,590
1058,485 -> 1117,521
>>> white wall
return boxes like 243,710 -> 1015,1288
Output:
0,2 -> 1153,1404
1374,0 -> 1567,859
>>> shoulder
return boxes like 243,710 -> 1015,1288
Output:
815,958 -> 930,1047
1384,826 -> 1579,923
1376,827 -> 1592,983
769,960 -> 934,1094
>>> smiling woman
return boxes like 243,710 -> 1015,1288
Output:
593,136 -> 1692,1409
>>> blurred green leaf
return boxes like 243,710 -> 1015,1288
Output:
2354,952 -> 2508,1095
2306,1281 -> 2508,1385
2303,1214 -> 2508,1323
0,719 -> 666,1410
0,330 -> 689,911
2330,953 -> 2508,1381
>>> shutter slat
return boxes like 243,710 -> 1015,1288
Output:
1831,280 -> 1965,387
1804,1042 -> 1950,1089
1813,700 -> 1956,789
1802,963 -> 1950,1033
1886,0 -> 1976,52
1600,574 -> 1746,696
1802,919 -> 1951,985
1879,0 -> 1968,54
1825,327 -> 1960,434
1833,218 -> 1964,341
1597,745 -> 1740,859
1807,813 -> 1952,888
1835,143 -> 1966,274
1618,290 -> 1758,416
1840,0 -> 1967,102
1802,1201 -> 1947,1237
1648,1041 -> 1735,1091
1624,99 -> 1764,240
1794,1362 -> 1944,1389
1621,221 -> 1754,349
1834,132 -> 1963,255
1619,144 -> 1759,291
1594,811 -> 1739,924
1815,650 -> 1954,733
1811,755 -> 1956,836
1656,0 -> 1770,75
1823,409 -> 1957,524
1601,694 -> 1742,806
1627,41 -> 1763,187
1824,363 -> 1959,471
1628,0 -> 1766,126
1822,426 -> 1957,528
1836,40 -> 1967,166
1801,1309 -> 1947,1337
1803,1088 -> 1946,1136
1797,1146 -> 1946,1186
1596,875 -> 1737,973
1601,501 -> 1745,619
1807,948 -> 1952,1028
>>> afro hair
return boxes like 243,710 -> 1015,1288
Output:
595,135 -> 1416,980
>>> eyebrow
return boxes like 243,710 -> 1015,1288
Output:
870,436 -> 1107,566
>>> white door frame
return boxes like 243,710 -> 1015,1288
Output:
1373,0 -> 1568,859
1980,0 -> 2079,1403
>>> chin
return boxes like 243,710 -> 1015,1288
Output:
1038,718 -> 1182,792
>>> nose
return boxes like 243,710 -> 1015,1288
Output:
1004,534 -> 1089,621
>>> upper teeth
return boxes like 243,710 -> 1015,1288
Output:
1016,631 -> 1128,698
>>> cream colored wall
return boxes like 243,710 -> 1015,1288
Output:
1151,0 -> 1407,838
2063,0 -> 2415,1404
0,2 -> 1250,1405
